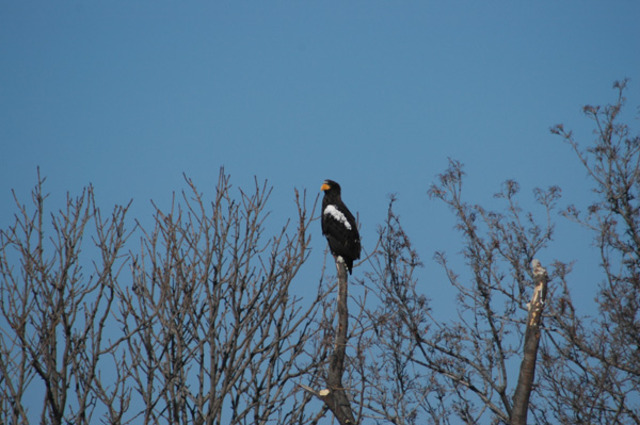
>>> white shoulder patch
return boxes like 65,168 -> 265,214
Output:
323,205 -> 352,230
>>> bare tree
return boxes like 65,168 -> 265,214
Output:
350,80 -> 639,425
0,170 -> 328,425
533,79 -> 640,425
0,170 -> 133,425
115,171 -> 325,425
349,171 -> 558,425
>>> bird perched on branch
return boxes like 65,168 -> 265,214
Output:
321,180 -> 361,274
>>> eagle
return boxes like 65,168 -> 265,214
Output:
321,179 -> 361,274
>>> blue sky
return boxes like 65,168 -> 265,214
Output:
2,2 -> 639,313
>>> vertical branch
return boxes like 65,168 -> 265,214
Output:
316,260 -> 357,425
511,259 -> 549,425
330,261 -> 349,379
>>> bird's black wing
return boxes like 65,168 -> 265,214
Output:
322,202 -> 361,272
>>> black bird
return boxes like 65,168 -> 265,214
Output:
321,180 -> 361,274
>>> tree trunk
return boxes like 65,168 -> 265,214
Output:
510,259 -> 549,425
319,259 -> 357,425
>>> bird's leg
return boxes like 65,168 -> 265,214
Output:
334,255 -> 345,274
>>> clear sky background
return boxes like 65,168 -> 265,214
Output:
2,0 -> 639,338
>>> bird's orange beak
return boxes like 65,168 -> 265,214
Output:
321,183 -> 330,191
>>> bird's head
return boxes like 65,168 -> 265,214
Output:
321,179 -> 341,195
